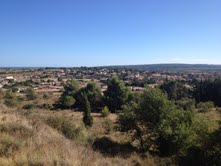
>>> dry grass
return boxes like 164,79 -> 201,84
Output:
0,104 -> 158,166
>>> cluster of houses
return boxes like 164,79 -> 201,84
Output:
0,76 -> 16,88
0,68 -> 221,94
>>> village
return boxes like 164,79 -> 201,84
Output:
0,67 -> 220,95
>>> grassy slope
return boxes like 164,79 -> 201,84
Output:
0,104 -> 157,166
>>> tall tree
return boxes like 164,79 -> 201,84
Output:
193,79 -> 221,106
160,81 -> 192,100
82,94 -> 93,128
104,76 -> 131,112
59,80 -> 79,108
76,82 -> 102,112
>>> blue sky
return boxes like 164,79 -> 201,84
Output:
0,0 -> 221,67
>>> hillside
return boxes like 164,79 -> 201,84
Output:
105,64 -> 221,71
0,104 -> 158,166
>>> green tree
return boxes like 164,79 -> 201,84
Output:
101,106 -> 110,117
117,87 -> 209,156
175,98 -> 196,111
160,81 -> 192,100
82,94 -> 93,128
76,82 -> 102,112
104,76 -> 131,112
62,95 -> 75,109
193,79 -> 221,106
59,80 -> 79,108
63,80 -> 80,96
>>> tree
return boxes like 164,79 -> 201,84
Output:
63,80 -> 80,96
101,106 -> 110,117
193,79 -> 221,106
62,96 -> 75,109
175,98 -> 196,111
117,87 -> 209,156
160,81 -> 192,100
104,76 -> 131,112
82,94 -> 93,128
76,82 -> 102,112
59,80 -> 80,108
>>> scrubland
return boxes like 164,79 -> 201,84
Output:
0,103 -> 158,166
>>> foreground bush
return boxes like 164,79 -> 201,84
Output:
4,91 -> 19,108
46,116 -> 81,140
0,123 -> 32,138
197,101 -> 214,112
22,104 -> 35,110
0,134 -> 21,157
102,118 -> 113,134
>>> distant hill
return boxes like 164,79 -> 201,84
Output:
105,64 -> 221,71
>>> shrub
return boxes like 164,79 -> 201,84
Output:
0,123 -> 32,138
197,101 -> 214,112
42,103 -> 54,110
4,91 -> 19,107
25,88 -> 37,100
22,104 -> 35,110
47,116 -> 81,140
0,134 -> 21,157
101,106 -> 110,117
0,89 -> 4,99
43,94 -> 50,99
102,118 -> 113,134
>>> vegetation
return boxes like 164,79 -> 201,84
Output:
1,76 -> 221,165
118,87 -> 210,158
104,77 -> 131,112
4,91 -> 19,107
193,79 -> 221,106
47,116 -> 81,140
101,106 -> 110,117
25,88 -> 37,100
82,94 -> 93,128
160,81 -> 192,100
0,134 -> 21,157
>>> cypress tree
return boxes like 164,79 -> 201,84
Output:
82,93 -> 93,128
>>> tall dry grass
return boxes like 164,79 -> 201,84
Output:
0,105 -> 158,166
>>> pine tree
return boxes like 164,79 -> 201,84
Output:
82,94 -> 93,128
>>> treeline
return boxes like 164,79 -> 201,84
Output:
160,79 -> 221,107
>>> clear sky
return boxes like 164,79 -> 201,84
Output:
0,0 -> 221,67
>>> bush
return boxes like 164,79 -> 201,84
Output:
22,104 -> 35,110
47,116 -> 81,140
102,118 -> 113,134
42,103 -> 54,110
197,101 -> 214,112
0,134 -> 21,157
175,98 -> 195,111
92,136 -> 137,157
43,94 -> 50,99
101,106 -> 110,117
4,91 -> 19,107
0,89 -> 4,98
0,123 -> 32,138
25,88 -> 37,100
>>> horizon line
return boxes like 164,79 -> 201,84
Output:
1,63 -> 221,69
